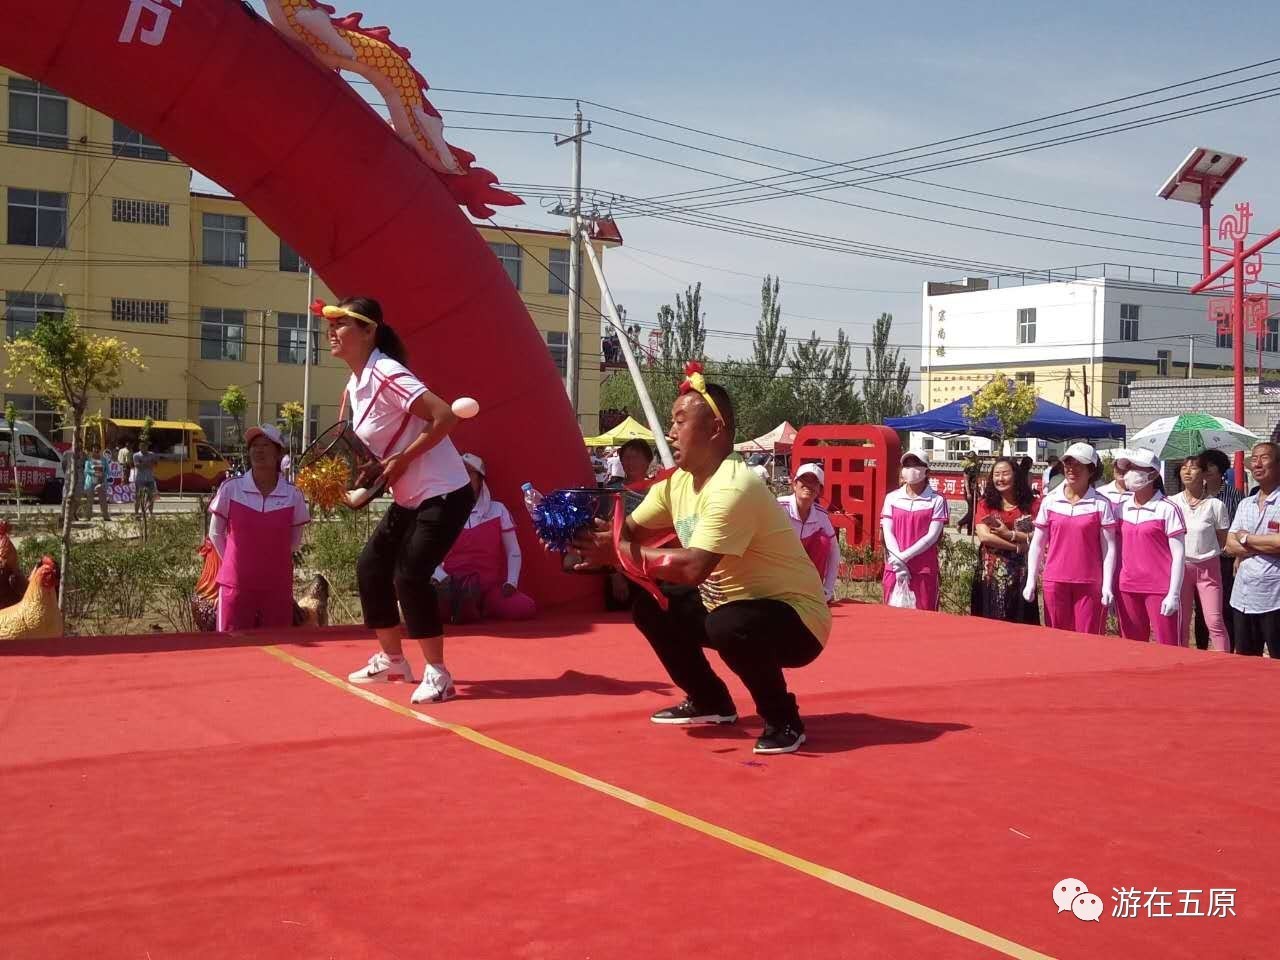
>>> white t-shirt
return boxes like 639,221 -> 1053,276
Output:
346,349 -> 469,508
1168,491 -> 1228,562
606,453 -> 624,480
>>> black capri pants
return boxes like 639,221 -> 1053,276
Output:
357,483 -> 474,638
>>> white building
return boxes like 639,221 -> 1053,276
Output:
911,264 -> 1277,458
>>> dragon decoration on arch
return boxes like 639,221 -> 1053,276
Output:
263,0 -> 522,219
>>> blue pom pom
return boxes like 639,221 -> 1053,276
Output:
533,489 -> 599,552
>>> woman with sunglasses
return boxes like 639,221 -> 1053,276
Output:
322,296 -> 474,704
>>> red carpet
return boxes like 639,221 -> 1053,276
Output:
1,605 -> 1276,959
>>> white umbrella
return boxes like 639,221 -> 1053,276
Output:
1129,414 -> 1258,460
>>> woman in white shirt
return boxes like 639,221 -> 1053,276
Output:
1170,454 -> 1231,650
777,463 -> 840,603
324,296 -> 474,705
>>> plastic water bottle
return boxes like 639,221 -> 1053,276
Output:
521,482 -> 543,517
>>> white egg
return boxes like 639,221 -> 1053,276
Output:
452,397 -> 480,419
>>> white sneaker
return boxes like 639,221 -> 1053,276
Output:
348,651 -> 414,685
410,665 -> 456,704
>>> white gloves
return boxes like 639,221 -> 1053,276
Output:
1101,587 -> 1114,608
1022,583 -> 1036,604
1159,593 -> 1180,618
888,556 -> 908,578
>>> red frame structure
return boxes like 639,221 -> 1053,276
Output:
790,424 -> 901,578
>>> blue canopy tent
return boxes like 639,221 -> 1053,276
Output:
884,395 -> 1125,441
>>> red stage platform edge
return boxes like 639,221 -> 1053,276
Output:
0,604 -> 1276,959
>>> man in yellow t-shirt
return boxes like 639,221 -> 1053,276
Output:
572,370 -> 830,755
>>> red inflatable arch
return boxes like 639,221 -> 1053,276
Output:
4,1 -> 594,606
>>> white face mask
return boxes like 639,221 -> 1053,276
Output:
902,466 -> 927,485
1124,470 -> 1155,491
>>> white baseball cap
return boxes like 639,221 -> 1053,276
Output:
1110,448 -> 1135,468
1061,442 -> 1098,465
244,423 -> 285,450
900,448 -> 929,466
461,452 -> 486,476
794,463 -> 825,486
1125,448 -> 1159,471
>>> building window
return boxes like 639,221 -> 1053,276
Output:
8,78 -> 68,150
489,242 -> 522,289
3,393 -> 61,438
111,120 -> 167,161
1216,329 -> 1232,350
8,188 -> 67,247
279,241 -> 309,273
548,247 -> 571,296
276,312 -> 319,365
5,291 -> 64,339
1120,303 -> 1139,341
1015,371 -> 1035,386
110,397 -> 167,421
198,400 -> 240,452
112,198 -> 169,226
1265,316 -> 1279,354
546,330 -> 567,377
1016,307 -> 1036,345
945,437 -> 971,458
1117,370 -> 1139,399
202,213 -> 247,267
200,307 -> 246,361
111,298 -> 168,325
1156,349 -> 1171,377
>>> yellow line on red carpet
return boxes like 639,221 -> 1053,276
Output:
263,644 -> 1055,960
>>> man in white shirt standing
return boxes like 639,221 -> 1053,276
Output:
1224,442 -> 1280,657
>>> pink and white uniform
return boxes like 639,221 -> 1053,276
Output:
434,482 -> 535,621
880,485 -> 949,611
1116,491 -> 1186,645
1033,487 -> 1116,634
778,494 -> 840,602
208,474 -> 310,631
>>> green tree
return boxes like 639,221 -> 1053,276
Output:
4,400 -> 18,516
787,330 -> 832,428
964,374 -> 1038,453
822,328 -> 865,424
220,385 -> 248,450
753,275 -> 787,378
3,309 -> 143,605
863,312 -> 912,424
656,284 -> 706,365
278,401 -> 305,456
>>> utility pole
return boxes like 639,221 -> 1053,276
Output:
555,104 -> 590,423
256,309 -> 269,426
1064,368 -> 1072,411
1188,335 -> 1195,380
302,267 -> 314,450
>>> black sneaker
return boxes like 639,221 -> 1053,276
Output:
753,723 -> 806,754
650,698 -> 738,725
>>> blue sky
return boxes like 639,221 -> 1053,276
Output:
234,0 -> 1280,395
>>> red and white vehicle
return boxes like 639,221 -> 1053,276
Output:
0,419 -> 66,503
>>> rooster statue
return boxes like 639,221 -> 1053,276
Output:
0,556 -> 63,641
0,521 -> 26,610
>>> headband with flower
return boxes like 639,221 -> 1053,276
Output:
311,298 -> 376,327
678,360 -> 725,425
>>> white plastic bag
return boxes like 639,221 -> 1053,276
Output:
888,575 -> 917,610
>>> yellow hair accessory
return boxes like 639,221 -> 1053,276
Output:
678,361 -> 725,425
316,302 -> 376,326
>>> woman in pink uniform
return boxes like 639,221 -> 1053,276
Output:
1023,442 -> 1117,634
208,424 -> 310,631
1114,449 -> 1186,644
880,449 -> 949,611
778,462 -> 840,604
434,453 -> 536,622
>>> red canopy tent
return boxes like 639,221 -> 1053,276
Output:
734,421 -> 797,455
